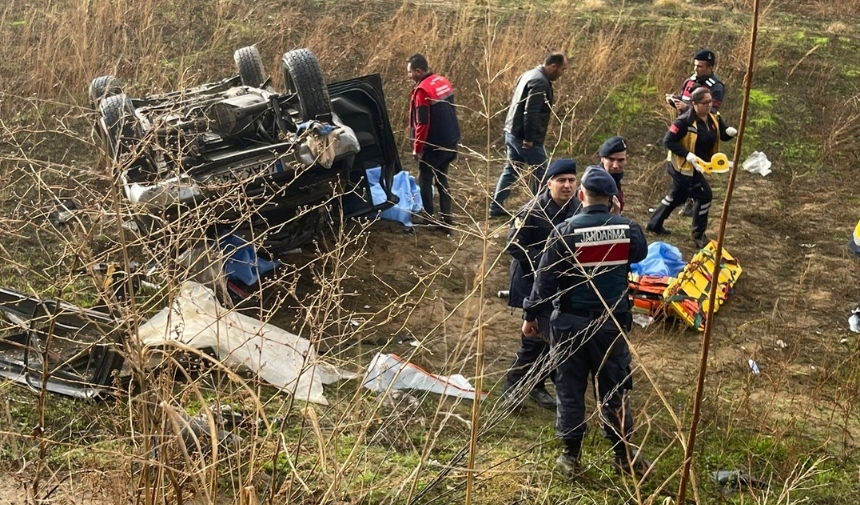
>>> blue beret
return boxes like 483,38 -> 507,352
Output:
546,158 -> 577,179
598,136 -> 627,157
694,49 -> 715,64
581,167 -> 619,197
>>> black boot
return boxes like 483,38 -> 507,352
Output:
556,438 -> 582,478
612,445 -> 653,479
692,232 -> 710,249
647,203 -> 675,235
528,387 -> 557,410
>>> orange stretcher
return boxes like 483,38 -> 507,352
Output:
628,273 -> 673,317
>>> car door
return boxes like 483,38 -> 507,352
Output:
327,74 -> 402,218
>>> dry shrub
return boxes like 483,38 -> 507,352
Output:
0,1 -> 857,504
825,22 -> 850,35
581,0 -> 607,10
823,94 -> 860,165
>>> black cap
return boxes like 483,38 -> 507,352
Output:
694,49 -> 715,64
598,136 -> 627,157
546,158 -> 577,179
581,167 -> 619,197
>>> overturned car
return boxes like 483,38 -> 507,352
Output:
90,46 -> 401,252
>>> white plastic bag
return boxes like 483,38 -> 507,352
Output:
742,151 -> 772,176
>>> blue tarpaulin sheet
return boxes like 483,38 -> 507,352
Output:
219,234 -> 279,285
366,166 -> 423,227
630,241 -> 685,277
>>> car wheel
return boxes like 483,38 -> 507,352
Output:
98,94 -> 138,161
281,48 -> 332,123
88,75 -> 123,110
233,46 -> 266,88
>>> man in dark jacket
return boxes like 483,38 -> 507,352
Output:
490,52 -> 568,217
665,49 -> 725,114
523,167 -> 651,480
502,159 -> 581,409
408,53 -> 461,227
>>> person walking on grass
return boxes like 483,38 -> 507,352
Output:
647,86 -> 738,249
489,52 -> 569,218
502,159 -> 581,410
522,167 -> 651,479
408,53 -> 461,228
665,49 -> 726,218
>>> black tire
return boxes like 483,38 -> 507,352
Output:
99,94 -> 137,160
281,48 -> 332,122
233,46 -> 266,88
88,75 -> 123,110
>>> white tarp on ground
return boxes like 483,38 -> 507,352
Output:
137,281 -> 345,404
363,353 -> 487,400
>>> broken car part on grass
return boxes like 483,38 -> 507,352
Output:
0,287 -> 125,399
91,46 -> 403,254
0,280 -> 352,403
0,281 -> 486,406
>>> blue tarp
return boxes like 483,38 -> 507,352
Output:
630,241 -> 685,277
219,234 -> 279,285
366,166 -> 423,227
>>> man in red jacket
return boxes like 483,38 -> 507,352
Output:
408,54 -> 462,228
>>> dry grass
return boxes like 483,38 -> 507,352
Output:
0,0 -> 859,504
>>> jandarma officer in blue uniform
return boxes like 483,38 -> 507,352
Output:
585,136 -> 628,211
522,167 -> 651,479
502,159 -> 581,409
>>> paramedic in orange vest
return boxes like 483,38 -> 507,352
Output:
408,54 -> 461,228
646,87 -> 737,249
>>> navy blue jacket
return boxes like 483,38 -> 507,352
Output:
506,190 -> 581,308
523,204 -> 647,321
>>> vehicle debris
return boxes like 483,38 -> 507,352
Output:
748,359 -> 760,374
158,402 -> 243,456
138,281 -> 353,405
711,469 -> 768,493
90,46 -> 402,253
0,287 -> 125,399
363,353 -> 486,401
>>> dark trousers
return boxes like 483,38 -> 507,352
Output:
505,314 -> 554,392
647,162 -> 712,236
551,313 -> 633,456
418,147 -> 456,221
490,132 -> 548,214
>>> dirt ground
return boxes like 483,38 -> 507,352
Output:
307,144 -> 860,456
3,1 -> 860,501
